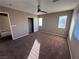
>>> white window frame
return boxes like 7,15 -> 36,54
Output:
38,18 -> 43,27
58,16 -> 67,29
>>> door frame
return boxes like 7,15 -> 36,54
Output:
28,17 -> 34,34
0,12 -> 14,40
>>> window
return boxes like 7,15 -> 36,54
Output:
58,16 -> 67,28
39,18 -> 43,26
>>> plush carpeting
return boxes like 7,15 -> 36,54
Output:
0,32 -> 71,59
0,35 -> 12,42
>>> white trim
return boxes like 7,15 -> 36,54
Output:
28,17 -> 34,34
7,13 -> 14,40
58,15 -> 68,29
0,12 -> 14,40
14,34 -> 29,40
67,38 -> 73,59
40,31 -> 66,38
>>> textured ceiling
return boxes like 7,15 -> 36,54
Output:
0,0 -> 79,15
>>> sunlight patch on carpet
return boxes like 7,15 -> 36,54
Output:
27,39 -> 40,59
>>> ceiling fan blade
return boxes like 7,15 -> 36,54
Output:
37,5 -> 40,12
53,0 -> 59,2
40,10 -> 47,13
37,0 -> 47,13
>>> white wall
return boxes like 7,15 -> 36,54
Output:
0,5 -> 38,40
34,16 -> 38,32
39,10 -> 73,37
0,16 -> 11,32
69,4 -> 79,59
0,15 -> 11,37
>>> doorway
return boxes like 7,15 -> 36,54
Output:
28,18 -> 34,34
0,12 -> 13,41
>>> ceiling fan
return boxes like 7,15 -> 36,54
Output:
37,0 -> 59,13
37,0 -> 47,13
53,0 -> 59,2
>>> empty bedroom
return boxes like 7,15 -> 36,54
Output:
0,0 -> 79,59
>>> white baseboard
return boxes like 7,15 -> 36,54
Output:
13,34 -> 29,40
40,31 -> 66,38
13,31 -> 38,40
67,38 -> 73,59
